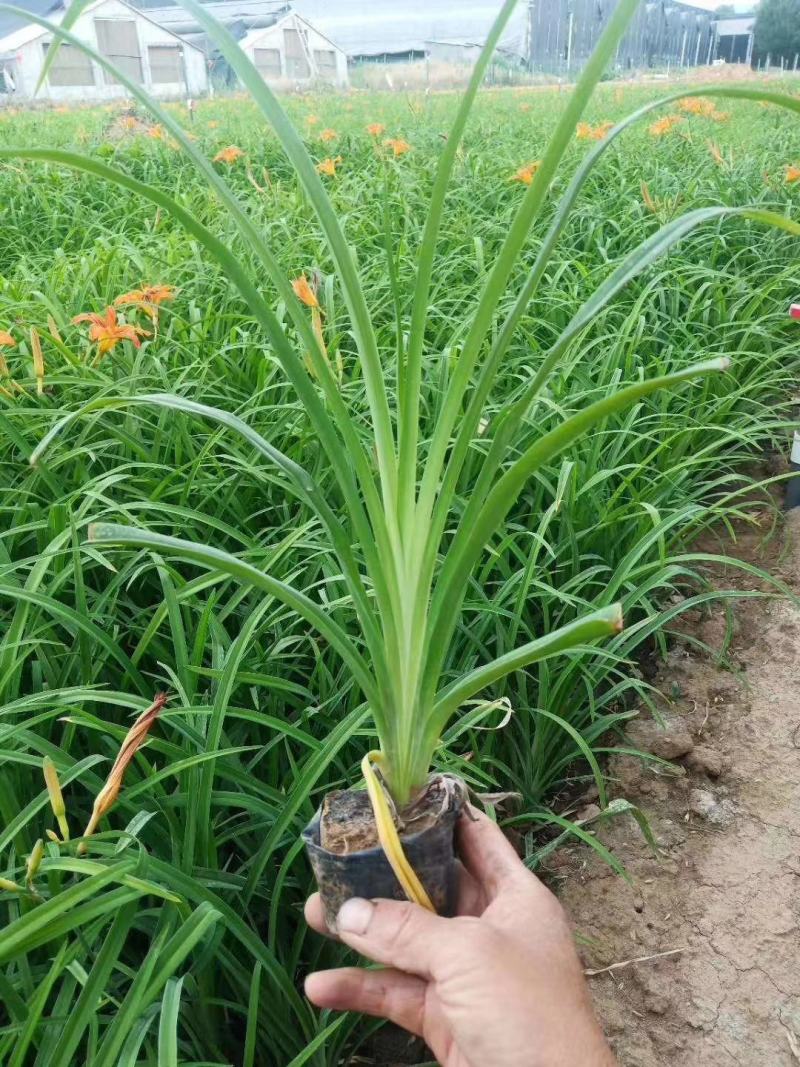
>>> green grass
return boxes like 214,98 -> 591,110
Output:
1,59 -> 800,1063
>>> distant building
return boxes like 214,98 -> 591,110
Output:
240,13 -> 348,87
714,16 -> 755,65
137,1 -> 348,86
527,0 -> 716,75
0,0 -> 208,99
288,0 -> 528,65
425,39 -> 485,64
288,0 -> 716,73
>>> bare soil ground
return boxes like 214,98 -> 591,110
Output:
548,510 -> 800,1066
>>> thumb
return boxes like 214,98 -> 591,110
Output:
335,897 -> 462,978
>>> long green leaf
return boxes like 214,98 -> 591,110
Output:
0,860 -> 137,964
429,604 -> 622,740
31,391 -> 385,671
422,358 -> 729,707
93,903 -> 219,1067
157,976 -> 185,1067
86,522 -> 379,713
414,0 -> 643,527
398,0 -> 522,531
44,899 -> 138,1067
176,0 -> 398,515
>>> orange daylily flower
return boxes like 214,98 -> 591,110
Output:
679,96 -> 715,116
115,284 -> 177,317
306,114 -> 320,126
316,156 -> 342,176
785,164 -> 800,183
147,124 -> 166,140
648,114 -> 681,137
214,145 -> 245,164
78,693 -> 167,853
72,307 -> 150,357
292,275 -> 319,308
710,109 -> 730,123
589,120 -> 614,140
511,160 -> 540,185
384,138 -> 411,157
366,122 -> 385,136
0,330 -> 15,347
577,120 -> 613,141
519,102 -> 531,113
320,128 -> 337,142
208,119 -> 219,128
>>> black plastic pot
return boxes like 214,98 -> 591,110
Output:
303,782 -> 463,932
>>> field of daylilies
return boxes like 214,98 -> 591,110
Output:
2,68 -> 800,1065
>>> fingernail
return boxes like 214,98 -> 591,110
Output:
336,897 -> 374,934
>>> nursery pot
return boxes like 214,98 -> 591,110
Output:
303,776 -> 463,932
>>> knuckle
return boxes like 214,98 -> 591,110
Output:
380,901 -> 419,953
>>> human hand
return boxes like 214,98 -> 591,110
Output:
304,807 -> 617,1067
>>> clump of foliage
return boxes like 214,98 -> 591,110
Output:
0,0 -> 799,1061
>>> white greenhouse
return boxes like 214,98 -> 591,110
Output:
239,12 -> 347,87
0,0 -> 208,102
139,2 -> 348,89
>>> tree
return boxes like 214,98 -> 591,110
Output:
754,0 -> 800,64
715,5 -> 737,18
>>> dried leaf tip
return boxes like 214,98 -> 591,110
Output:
78,692 -> 168,854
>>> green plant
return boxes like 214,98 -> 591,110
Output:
10,0 -> 800,818
3,29 -> 800,1063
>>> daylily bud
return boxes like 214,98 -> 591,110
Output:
43,756 -> 69,842
30,327 -> 44,396
26,838 -> 44,887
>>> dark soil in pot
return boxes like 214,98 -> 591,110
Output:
303,774 -> 463,932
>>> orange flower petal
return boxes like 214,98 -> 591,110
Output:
214,145 -> 245,164
292,275 -> 319,308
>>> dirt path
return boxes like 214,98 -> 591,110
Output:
549,512 -> 800,1065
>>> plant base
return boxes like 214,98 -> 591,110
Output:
302,775 -> 463,932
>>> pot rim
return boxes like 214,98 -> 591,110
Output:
303,785 -> 462,860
